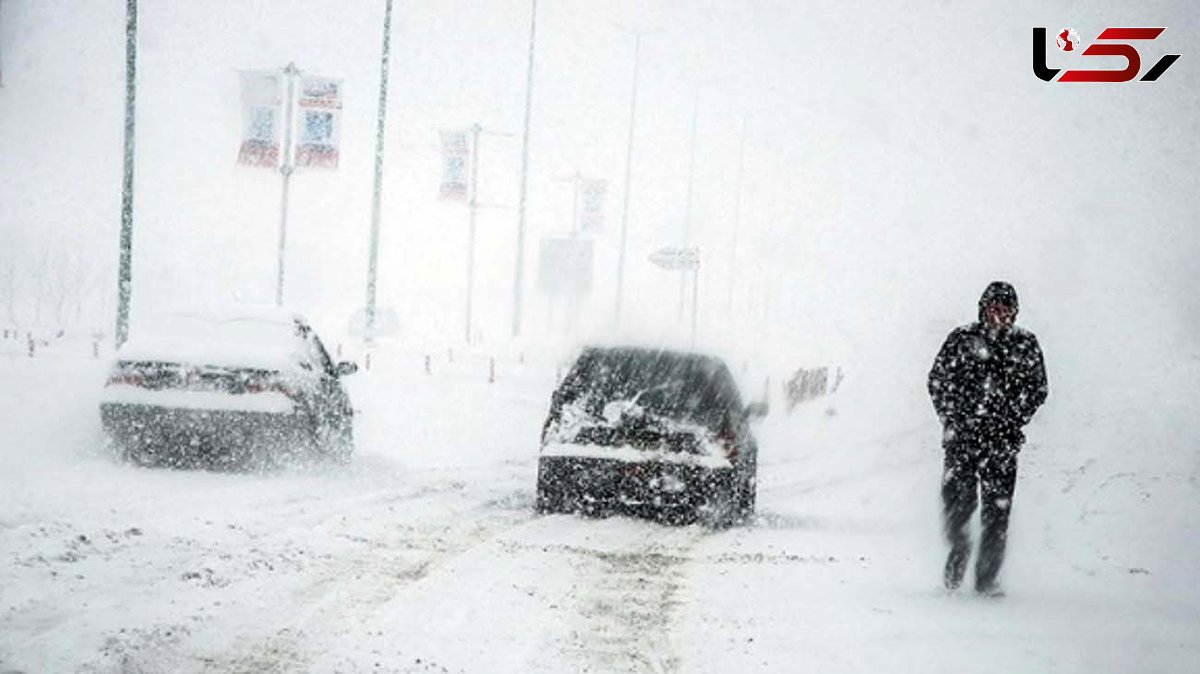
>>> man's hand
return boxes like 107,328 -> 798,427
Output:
986,418 -> 1025,446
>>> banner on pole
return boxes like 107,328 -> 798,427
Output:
237,71 -> 283,168
294,76 -> 342,169
439,129 -> 471,202
578,179 -> 608,233
537,237 -> 593,296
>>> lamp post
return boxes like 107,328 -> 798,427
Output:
464,123 -> 481,344
678,86 -> 700,323
612,26 -> 652,330
115,0 -> 137,347
726,118 -> 746,323
364,0 -> 395,341
274,61 -> 298,307
512,0 -> 539,339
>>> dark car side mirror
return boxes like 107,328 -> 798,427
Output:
744,401 -> 769,421
335,361 -> 359,377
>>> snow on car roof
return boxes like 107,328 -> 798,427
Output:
116,305 -> 310,372
574,343 -> 750,391
161,303 -> 306,326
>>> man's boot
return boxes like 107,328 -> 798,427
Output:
944,545 -> 969,590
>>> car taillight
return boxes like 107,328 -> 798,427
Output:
244,375 -> 302,401
106,372 -> 144,387
718,427 -> 738,462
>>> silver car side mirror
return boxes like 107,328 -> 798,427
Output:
744,401 -> 769,420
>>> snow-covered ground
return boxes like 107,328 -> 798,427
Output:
1,341 -> 1197,673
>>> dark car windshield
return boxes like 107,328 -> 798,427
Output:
551,348 -> 743,431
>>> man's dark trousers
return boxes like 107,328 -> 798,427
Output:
942,430 -> 1020,591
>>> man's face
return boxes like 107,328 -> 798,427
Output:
984,301 -> 1016,331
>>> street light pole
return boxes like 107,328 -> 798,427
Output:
691,262 -> 700,347
512,0 -> 538,339
364,0 -> 395,341
115,0 -> 137,347
465,123 -> 481,345
726,118 -> 746,320
678,87 -> 700,322
275,61 -> 299,307
613,28 -> 645,330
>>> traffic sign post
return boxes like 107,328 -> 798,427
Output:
650,246 -> 700,345
649,246 -> 700,271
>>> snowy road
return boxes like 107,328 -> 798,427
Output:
2,348 -> 1198,673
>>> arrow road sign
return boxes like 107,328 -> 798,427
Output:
649,246 -> 700,270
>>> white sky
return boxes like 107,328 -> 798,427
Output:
0,0 -> 1197,375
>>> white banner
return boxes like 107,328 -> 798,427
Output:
578,179 -> 608,233
439,129 -> 471,202
294,76 -> 342,169
237,71 -> 283,168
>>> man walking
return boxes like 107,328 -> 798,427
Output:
928,281 -> 1048,595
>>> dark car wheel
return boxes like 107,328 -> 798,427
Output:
535,475 -> 570,515
122,442 -> 162,468
535,490 -> 559,514
309,415 -> 353,464
736,465 -> 757,522
697,492 -> 734,528
326,420 -> 354,464
693,471 -> 738,528
109,426 -> 165,468
232,442 -> 272,472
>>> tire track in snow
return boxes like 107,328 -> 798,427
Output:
31,459 -> 536,673
509,520 -> 709,674
192,484 -> 539,672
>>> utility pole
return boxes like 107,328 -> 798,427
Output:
364,0 -> 395,341
274,61 -> 298,307
0,0 -> 6,88
691,263 -> 700,347
115,0 -> 137,347
678,87 -> 700,323
512,0 -> 538,339
612,26 -> 649,330
567,170 -> 583,336
726,118 -> 746,321
464,123 -> 481,344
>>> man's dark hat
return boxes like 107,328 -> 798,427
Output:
978,281 -> 1019,321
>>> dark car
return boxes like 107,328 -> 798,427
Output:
536,346 -> 764,526
100,307 -> 357,470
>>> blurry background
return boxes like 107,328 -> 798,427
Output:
1,0 -> 1197,401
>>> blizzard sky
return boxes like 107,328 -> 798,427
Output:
0,0 -> 1197,380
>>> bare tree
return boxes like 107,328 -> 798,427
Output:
0,256 -> 19,328
0,231 -> 26,328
